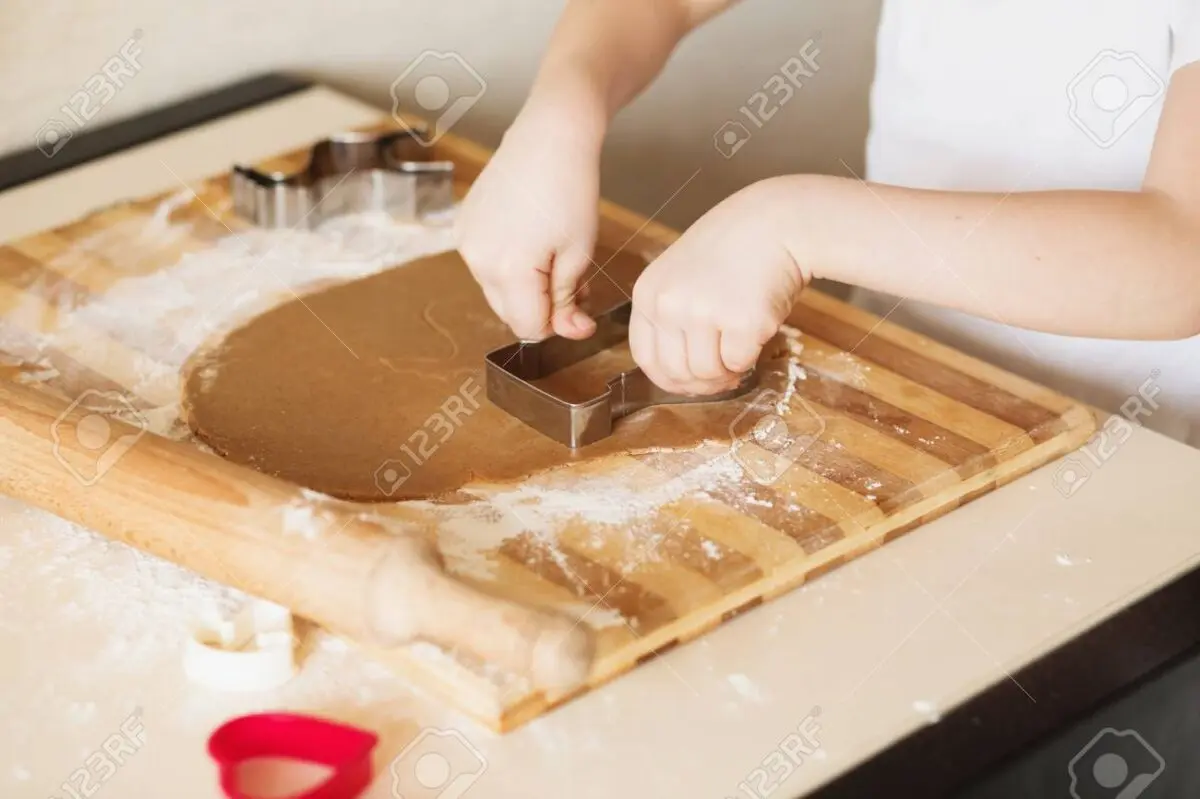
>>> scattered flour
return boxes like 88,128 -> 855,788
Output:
559,601 -> 627,630
1054,552 -> 1091,567
480,453 -> 745,535
15,195 -> 458,426
0,187 -> 827,752
147,187 -> 198,230
911,699 -> 942,723
438,452 -> 749,590
1041,590 -> 1079,606
66,701 -> 97,724
774,325 -> 808,413
281,502 -> 324,541
278,487 -> 357,541
14,363 -> 60,384
385,449 -> 757,632
779,324 -> 804,347
12,188 -> 784,569
819,351 -> 870,389
727,672 -> 765,703
406,640 -> 533,702
0,497 -> 437,781
12,507 -> 248,670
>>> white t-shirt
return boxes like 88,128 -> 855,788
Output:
857,0 -> 1200,445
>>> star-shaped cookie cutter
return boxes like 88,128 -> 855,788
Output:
230,128 -> 455,228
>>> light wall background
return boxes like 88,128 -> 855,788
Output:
0,0 -> 881,231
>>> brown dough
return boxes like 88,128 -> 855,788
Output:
184,248 -> 789,501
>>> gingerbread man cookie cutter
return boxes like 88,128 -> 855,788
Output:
486,299 -> 759,448
184,599 -> 297,691
231,128 -> 455,228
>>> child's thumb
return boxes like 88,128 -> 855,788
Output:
550,245 -> 596,339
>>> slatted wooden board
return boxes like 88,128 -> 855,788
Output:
0,115 -> 1096,731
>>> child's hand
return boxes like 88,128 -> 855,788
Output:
456,94 -> 605,341
630,179 -> 808,395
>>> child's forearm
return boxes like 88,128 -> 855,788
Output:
770,64 -> 1200,342
762,174 -> 1200,340
529,0 -> 738,123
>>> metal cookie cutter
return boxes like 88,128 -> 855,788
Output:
486,300 -> 759,448
231,128 -> 455,228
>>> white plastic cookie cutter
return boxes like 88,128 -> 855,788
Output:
184,599 -> 297,691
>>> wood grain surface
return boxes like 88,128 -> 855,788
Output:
0,116 -> 1097,731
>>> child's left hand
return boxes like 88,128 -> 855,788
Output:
629,179 -> 808,396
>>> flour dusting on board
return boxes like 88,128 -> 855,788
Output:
449,454 -> 740,549
820,351 -> 870,389
79,212 -> 456,395
7,197 -> 457,419
487,453 -> 745,531
388,448 -> 760,631
763,324 -> 809,414
0,184 -> 844,723
46,188 -> 199,280
9,188 -> 765,639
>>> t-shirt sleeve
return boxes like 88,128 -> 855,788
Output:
1171,0 -> 1200,73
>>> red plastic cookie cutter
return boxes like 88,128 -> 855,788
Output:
208,712 -> 379,799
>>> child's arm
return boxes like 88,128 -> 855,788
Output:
457,0 -> 742,341
631,64 -> 1200,395
535,0 -> 738,119
794,62 -> 1200,340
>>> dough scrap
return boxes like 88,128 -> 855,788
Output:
183,248 -> 786,501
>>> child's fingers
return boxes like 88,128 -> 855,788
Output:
549,245 -> 596,339
685,328 -> 730,382
655,327 -> 693,390
481,283 -> 507,322
551,309 -> 597,339
499,268 -> 553,341
628,309 -> 666,389
720,329 -> 762,374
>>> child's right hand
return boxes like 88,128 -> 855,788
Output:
456,93 -> 605,341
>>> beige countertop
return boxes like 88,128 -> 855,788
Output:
3,85 -> 1199,799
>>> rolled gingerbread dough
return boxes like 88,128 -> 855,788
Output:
183,248 -> 786,502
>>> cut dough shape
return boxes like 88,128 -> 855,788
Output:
183,248 -> 788,501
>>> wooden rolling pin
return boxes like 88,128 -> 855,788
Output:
0,378 -> 594,692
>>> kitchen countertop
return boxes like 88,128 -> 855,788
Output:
2,78 -> 1200,799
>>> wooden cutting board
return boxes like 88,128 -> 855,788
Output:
0,115 -> 1096,731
